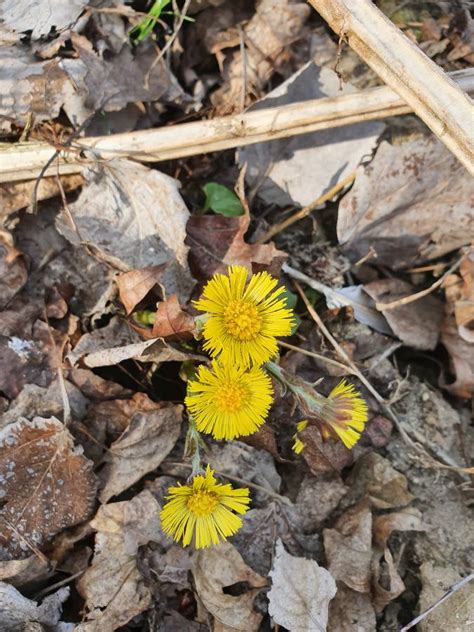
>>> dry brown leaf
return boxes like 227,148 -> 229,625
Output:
186,211 -> 285,281
363,278 -> 443,351
441,315 -> 474,399
299,425 -> 354,475
84,337 -> 201,368
0,416 -> 96,560
0,235 -> 27,309
323,502 -> 373,593
268,538 -> 336,630
152,295 -> 196,341
57,159 -> 194,303
371,547 -> 405,613
193,541 -> 267,631
67,368 -> 132,402
76,490 -> 161,631
116,264 -> 167,315
99,399 -> 182,502
418,562 -> 474,632
337,137 -> 474,269
239,423 -> 285,462
328,583 -> 376,632
445,252 -> 474,343
347,452 -> 414,509
211,0 -> 310,113
373,507 -> 424,548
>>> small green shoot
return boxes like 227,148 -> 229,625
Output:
202,182 -> 244,217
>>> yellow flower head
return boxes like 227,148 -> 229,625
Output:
194,265 -> 295,367
160,465 -> 250,549
185,361 -> 273,440
321,380 -> 368,449
292,420 -> 308,454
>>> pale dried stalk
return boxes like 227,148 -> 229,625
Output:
308,0 -> 474,173
255,170 -> 356,244
0,69 -> 472,183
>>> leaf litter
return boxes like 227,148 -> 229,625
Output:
0,1 -> 473,630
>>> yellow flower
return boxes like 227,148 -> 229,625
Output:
194,265 -> 295,367
321,380 -> 368,449
160,465 -> 250,548
292,420 -> 308,454
185,361 -> 273,440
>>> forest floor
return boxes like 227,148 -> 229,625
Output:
0,1 -> 473,631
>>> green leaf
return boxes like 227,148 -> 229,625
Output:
290,314 -> 301,335
281,288 -> 298,309
133,310 -> 156,326
129,0 -> 171,43
202,183 -> 244,217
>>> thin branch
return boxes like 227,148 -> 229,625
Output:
278,340 -> 352,373
400,571 -> 474,632
376,253 -> 467,311
255,171 -> 356,244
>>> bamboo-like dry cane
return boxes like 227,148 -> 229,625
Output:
0,69 -> 472,183
308,0 -> 474,174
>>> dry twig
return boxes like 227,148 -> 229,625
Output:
255,171 -> 356,244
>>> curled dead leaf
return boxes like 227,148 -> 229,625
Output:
152,295 -> 196,341
193,542 -> 266,631
116,264 -> 167,315
373,507 -> 424,548
371,547 -> 405,613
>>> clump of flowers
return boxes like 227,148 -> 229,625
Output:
159,265 -> 368,549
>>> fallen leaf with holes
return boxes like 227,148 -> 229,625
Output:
116,264 -> 167,315
193,541 -> 267,630
99,399 -> 182,502
328,583 -> 376,632
152,295 -> 196,341
57,159 -> 194,303
337,137 -> 474,268
363,278 -> 443,351
323,502 -> 373,593
0,582 -> 71,630
268,539 -> 336,630
346,452 -> 414,509
371,547 -> 405,612
76,490 -> 161,631
186,210 -> 285,281
211,0 -> 310,113
0,416 -> 96,560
